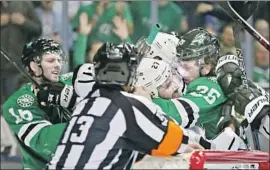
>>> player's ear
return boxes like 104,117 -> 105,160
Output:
201,64 -> 211,76
30,61 -> 40,76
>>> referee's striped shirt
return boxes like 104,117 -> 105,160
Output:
48,87 -> 189,169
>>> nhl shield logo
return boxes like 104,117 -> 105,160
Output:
17,94 -> 34,108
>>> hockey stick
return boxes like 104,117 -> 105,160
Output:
218,1 -> 257,89
218,1 -> 262,150
0,47 -> 41,88
218,2 -> 269,51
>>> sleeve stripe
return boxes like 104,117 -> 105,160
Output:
151,121 -> 183,156
20,123 -> 39,141
177,99 -> 195,128
171,99 -> 189,127
178,98 -> 199,128
24,122 -> 51,147
18,120 -> 51,140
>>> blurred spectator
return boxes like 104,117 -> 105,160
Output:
71,1 -> 133,64
35,1 -> 61,43
253,42 -> 269,90
219,24 -> 237,55
72,10 -> 131,68
130,0 -> 188,42
53,1 -> 93,21
254,1 -> 270,22
255,19 -> 269,41
72,12 -> 93,68
203,15 -> 222,36
185,2 -> 231,29
1,1 -> 41,109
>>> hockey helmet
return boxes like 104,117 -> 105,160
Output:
145,32 -> 180,67
93,42 -> 140,87
135,58 -> 186,98
176,27 -> 220,62
22,38 -> 66,73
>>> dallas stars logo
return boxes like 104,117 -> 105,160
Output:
17,94 -> 34,108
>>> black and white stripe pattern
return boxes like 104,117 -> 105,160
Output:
171,98 -> 199,128
18,120 -> 51,147
48,87 -> 178,169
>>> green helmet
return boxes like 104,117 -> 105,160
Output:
176,28 -> 220,75
176,28 -> 220,60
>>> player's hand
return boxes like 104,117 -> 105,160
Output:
37,82 -> 76,110
234,86 -> 269,130
215,54 -> 243,96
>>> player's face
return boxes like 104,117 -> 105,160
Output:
177,60 -> 200,84
158,73 -> 185,99
41,53 -> 63,82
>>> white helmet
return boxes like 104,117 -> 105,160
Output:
135,58 -> 186,98
146,32 -> 179,67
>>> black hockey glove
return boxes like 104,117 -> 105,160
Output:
247,80 -> 269,101
217,99 -> 241,136
215,54 -> 243,96
37,82 -> 77,111
234,85 -> 269,130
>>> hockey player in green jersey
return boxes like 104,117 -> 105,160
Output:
2,38 -> 76,169
136,29 -> 228,139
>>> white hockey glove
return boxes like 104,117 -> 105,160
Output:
72,63 -> 96,98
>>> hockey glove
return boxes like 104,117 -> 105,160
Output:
234,85 -> 269,130
217,99 -> 241,136
215,54 -> 243,96
37,82 -> 77,110
247,80 -> 269,101
72,63 -> 95,98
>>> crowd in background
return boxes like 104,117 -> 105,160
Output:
1,0 -> 269,162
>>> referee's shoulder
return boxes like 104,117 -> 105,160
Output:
120,91 -> 152,105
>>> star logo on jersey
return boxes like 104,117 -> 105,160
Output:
48,94 -> 54,102
61,72 -> 73,81
17,94 -> 34,108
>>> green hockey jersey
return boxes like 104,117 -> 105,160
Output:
153,77 -> 227,139
2,73 -> 73,169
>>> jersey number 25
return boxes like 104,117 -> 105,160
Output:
190,85 -> 221,105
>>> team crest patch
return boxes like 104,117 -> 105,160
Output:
17,94 -> 34,108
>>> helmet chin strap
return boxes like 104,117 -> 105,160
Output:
198,58 -> 205,77
33,64 -> 51,85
